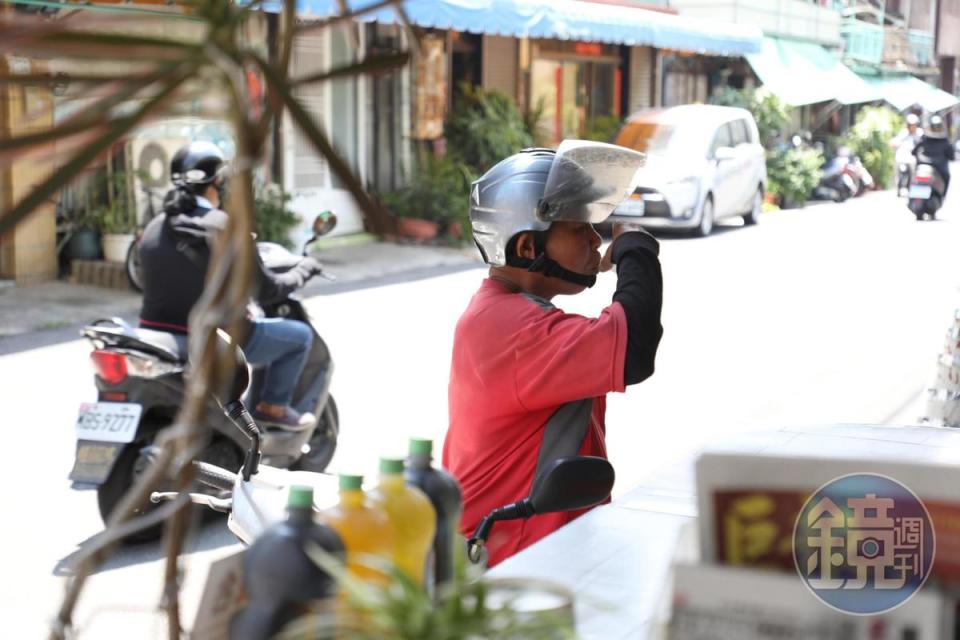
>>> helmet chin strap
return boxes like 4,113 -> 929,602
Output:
506,231 -> 597,288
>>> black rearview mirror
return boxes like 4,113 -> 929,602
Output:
467,456 -> 614,564
530,456 -> 615,514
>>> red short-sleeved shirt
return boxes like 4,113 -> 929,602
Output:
443,278 -> 628,566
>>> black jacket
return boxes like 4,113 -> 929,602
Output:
913,136 -> 955,182
138,193 -> 316,334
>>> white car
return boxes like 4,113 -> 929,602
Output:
612,104 -> 767,237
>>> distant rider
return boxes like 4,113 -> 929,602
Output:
892,113 -> 923,195
138,141 -> 324,430
912,114 -> 955,194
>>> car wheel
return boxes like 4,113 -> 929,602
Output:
693,196 -> 714,237
743,189 -> 762,226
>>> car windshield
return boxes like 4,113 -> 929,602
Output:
614,120 -> 709,158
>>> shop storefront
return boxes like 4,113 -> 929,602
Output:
529,41 -> 623,144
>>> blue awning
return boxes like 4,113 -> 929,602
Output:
290,0 -> 762,56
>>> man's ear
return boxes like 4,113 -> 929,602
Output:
514,231 -> 537,260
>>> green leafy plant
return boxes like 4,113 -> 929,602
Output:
843,106 -> 904,189
380,151 -> 475,240
277,545 -> 576,640
254,182 -> 300,248
90,169 -> 137,235
579,114 -> 622,143
445,83 -> 533,174
766,146 -> 824,208
711,86 -> 791,146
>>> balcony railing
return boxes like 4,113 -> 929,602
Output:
883,26 -> 935,68
840,18 -> 883,65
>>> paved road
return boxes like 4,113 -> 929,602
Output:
3,189 -> 959,638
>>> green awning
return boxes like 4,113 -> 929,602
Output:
860,74 -> 959,113
746,36 -> 882,106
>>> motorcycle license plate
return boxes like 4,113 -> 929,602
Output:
909,184 -> 932,199
74,402 -> 142,443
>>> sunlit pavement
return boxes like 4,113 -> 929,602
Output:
3,185 -> 959,637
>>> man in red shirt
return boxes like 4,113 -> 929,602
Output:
444,144 -> 663,566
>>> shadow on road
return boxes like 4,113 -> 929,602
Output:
52,517 -> 239,578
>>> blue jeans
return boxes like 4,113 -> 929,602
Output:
243,317 -> 313,407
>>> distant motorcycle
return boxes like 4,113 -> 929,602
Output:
907,162 -> 946,220
814,152 -> 857,202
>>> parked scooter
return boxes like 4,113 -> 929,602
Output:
70,213 -> 339,539
814,151 -> 857,202
907,162 -> 947,220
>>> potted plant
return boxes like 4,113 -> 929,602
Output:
381,152 -> 474,244
92,169 -> 138,262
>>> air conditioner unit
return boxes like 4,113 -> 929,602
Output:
125,136 -> 189,225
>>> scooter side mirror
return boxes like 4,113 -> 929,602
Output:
467,456 -> 614,564
313,211 -> 337,237
714,146 -> 736,162
529,456 -> 615,514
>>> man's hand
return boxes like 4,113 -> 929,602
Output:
600,221 -> 650,272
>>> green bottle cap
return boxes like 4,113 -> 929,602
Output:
288,485 -> 314,509
380,457 -> 405,474
409,438 -> 433,456
339,474 -> 363,490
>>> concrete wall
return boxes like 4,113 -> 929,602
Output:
938,0 -> 960,57
670,0 -> 842,45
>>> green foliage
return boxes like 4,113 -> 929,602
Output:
380,151 -> 476,236
711,86 -> 791,146
766,146 -> 824,208
445,83 -> 534,174
579,114 -> 622,143
254,183 -> 300,248
843,106 -> 904,189
279,544 -> 576,640
90,169 -> 137,234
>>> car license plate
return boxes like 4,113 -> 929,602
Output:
909,184 -> 932,199
75,402 -> 142,443
615,196 -> 645,217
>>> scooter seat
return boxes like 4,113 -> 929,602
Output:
82,318 -> 188,363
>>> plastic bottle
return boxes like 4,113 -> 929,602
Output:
320,474 -> 396,584
369,457 -> 437,588
230,485 -> 345,640
404,438 -> 463,592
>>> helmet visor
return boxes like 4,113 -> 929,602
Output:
538,140 -> 645,224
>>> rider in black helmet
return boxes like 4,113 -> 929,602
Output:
138,140 -> 324,430
913,114 -> 955,193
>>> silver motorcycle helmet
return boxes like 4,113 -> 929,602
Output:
470,140 -> 644,285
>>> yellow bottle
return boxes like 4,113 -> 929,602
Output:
369,457 -> 437,588
321,474 -> 396,584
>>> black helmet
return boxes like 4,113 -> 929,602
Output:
170,141 -> 227,190
927,115 -> 947,139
